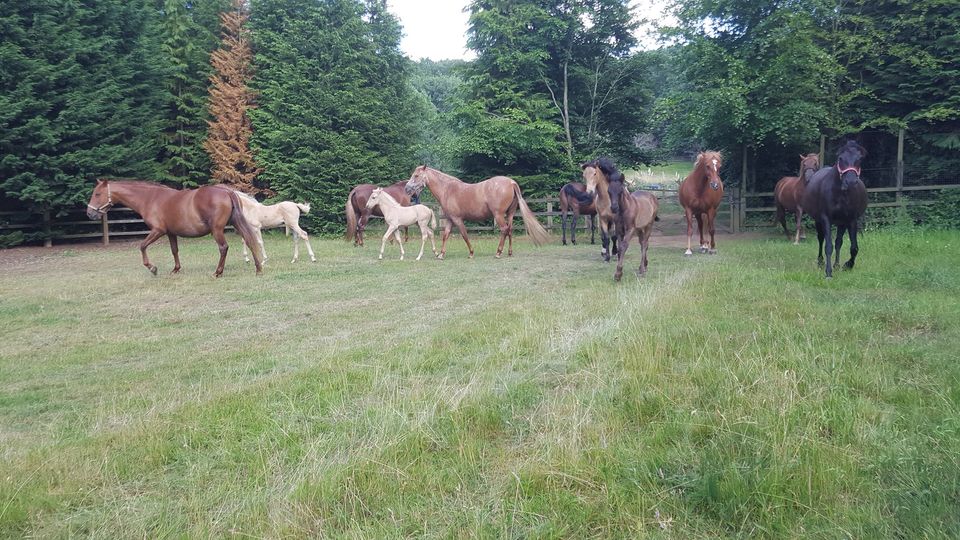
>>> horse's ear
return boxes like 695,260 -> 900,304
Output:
96,178 -> 105,185
696,153 -> 704,163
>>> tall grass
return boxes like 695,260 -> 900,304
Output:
1,229 -> 958,537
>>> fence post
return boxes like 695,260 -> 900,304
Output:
101,214 -> 109,245
740,145 -> 749,230
546,202 -> 553,230
896,128 -> 905,208
43,209 -> 52,247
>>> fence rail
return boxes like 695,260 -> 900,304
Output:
741,184 -> 959,216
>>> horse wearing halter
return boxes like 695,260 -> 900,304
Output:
87,181 -> 113,215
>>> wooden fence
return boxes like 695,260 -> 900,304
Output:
1,189 -> 744,247
739,184 -> 960,227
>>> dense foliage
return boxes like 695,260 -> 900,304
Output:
248,0 -> 419,232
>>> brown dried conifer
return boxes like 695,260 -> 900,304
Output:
204,0 -> 267,195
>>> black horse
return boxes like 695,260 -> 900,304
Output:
800,141 -> 868,278
559,182 -> 597,245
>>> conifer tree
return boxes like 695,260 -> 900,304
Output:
204,0 -> 264,194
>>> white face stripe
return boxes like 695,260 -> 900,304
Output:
712,159 -> 718,172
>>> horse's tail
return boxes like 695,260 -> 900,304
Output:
429,208 -> 437,230
512,182 -> 550,246
297,202 -> 311,214
564,184 -> 594,205
344,190 -> 358,241
227,190 -> 262,274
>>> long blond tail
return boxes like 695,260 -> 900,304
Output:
429,208 -> 437,230
344,191 -> 357,241
513,183 -> 550,246
297,202 -> 311,214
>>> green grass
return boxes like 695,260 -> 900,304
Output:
626,160 -> 693,189
1,229 -> 959,537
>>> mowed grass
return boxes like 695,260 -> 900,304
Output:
1,228 -> 959,537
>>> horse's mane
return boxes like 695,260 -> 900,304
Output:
594,157 -> 625,184
233,190 -> 258,203
98,178 -> 178,192
375,188 -> 399,205
839,140 -> 867,159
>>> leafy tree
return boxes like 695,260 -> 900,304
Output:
156,0 -> 227,187
0,0 -> 165,214
249,0 -> 418,232
205,0 -> 263,194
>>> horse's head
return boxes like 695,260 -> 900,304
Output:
698,151 -> 723,191
365,188 -> 383,209
86,179 -> 113,220
799,153 -> 820,184
580,160 -> 603,195
404,166 -> 428,196
835,141 -> 866,192
607,177 -> 627,215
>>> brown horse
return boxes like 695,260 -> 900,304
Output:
606,176 -> 659,282
580,157 -> 622,262
558,182 -> 597,245
403,166 -> 550,259
774,153 -> 820,244
86,179 -> 262,276
344,181 -> 417,247
679,151 -> 724,255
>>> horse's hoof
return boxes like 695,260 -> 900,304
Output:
698,247 -> 708,254
843,261 -> 854,270
149,266 -> 158,275
310,258 -> 317,263
708,249 -> 717,255
378,255 -> 383,260
614,272 -> 622,282
437,254 -> 444,260
684,249 -> 693,256
170,268 -> 180,275
495,253 -> 501,259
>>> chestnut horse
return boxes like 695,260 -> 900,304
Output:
800,141 -> 868,278
581,158 -> 622,262
606,176 -> 659,282
679,151 -> 724,255
774,153 -> 820,244
403,166 -> 550,259
559,182 -> 597,245
86,179 -> 261,276
345,181 -> 417,247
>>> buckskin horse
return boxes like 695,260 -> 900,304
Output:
581,157 -> 623,262
800,141 -> 868,278
678,151 -> 724,255
403,166 -> 550,259
558,182 -> 597,245
774,153 -> 820,244
344,181 -> 418,247
86,179 -> 262,276
606,175 -> 659,282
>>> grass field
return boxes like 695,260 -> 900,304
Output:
1,228 -> 959,537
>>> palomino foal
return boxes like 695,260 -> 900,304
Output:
235,192 -> 316,263
365,188 -> 438,261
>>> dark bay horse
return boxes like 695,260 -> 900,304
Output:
344,181 -> 418,247
403,166 -> 550,259
86,179 -> 262,276
800,141 -> 868,278
679,151 -> 724,255
581,158 -> 623,262
774,153 -> 820,244
559,182 -> 597,245
607,178 -> 659,282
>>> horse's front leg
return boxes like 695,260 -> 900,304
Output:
614,229 -> 633,282
844,221 -> 860,270
815,219 -> 825,268
833,224 -> 846,268
139,229 -> 165,275
416,221 -> 428,261
168,234 -> 181,274
379,225 -> 397,260
600,222 -> 611,262
394,228 -> 405,260
590,214 -> 596,244
292,230 -> 301,263
794,208 -> 804,244
707,208 -> 718,254
684,208 -> 694,256
438,220 -> 453,260
822,218 -> 834,278
696,213 -> 707,253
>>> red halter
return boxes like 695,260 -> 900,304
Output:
836,163 -> 861,177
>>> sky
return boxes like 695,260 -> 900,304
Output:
387,0 -> 673,62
